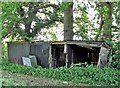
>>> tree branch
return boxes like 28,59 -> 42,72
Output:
95,16 -> 104,41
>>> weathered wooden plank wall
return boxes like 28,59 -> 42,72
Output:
30,42 -> 50,68
8,42 -> 30,64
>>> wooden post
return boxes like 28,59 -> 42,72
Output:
65,54 -> 68,68
71,50 -> 74,64
64,44 -> 67,53
53,48 -> 56,67
49,45 -> 52,67
64,44 -> 68,68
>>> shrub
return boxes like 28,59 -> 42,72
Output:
108,41 -> 120,69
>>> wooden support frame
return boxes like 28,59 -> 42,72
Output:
64,44 -> 68,68
65,54 -> 68,68
49,45 -> 52,67
71,50 -> 74,64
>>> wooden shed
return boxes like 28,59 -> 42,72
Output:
8,41 -> 111,68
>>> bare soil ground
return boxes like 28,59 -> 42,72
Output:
1,70 -> 89,86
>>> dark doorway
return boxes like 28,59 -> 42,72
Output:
51,44 -> 100,67
70,44 -> 90,64
69,44 -> 100,65
52,44 -> 66,67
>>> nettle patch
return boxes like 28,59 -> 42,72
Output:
1,59 -> 119,86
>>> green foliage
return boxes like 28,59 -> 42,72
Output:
1,2 -> 21,39
1,1 -> 119,42
114,2 -> 120,25
1,59 -> 119,86
74,3 -> 95,40
1,42 -> 8,59
48,31 -> 58,41
1,78 -> 14,86
1,77 -> 27,86
59,2 -> 72,12
107,41 -> 120,69
1,2 -> 62,41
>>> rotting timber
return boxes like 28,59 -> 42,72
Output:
8,41 -> 111,68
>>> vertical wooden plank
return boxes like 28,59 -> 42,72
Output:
30,42 -> 50,67
66,54 -> 68,68
108,49 -> 113,67
64,44 -> 67,53
49,44 -> 52,67
53,48 -> 56,67
64,44 -> 68,68
71,50 -> 74,64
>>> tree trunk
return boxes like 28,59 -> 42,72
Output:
63,2 -> 73,67
102,2 -> 113,41
64,2 -> 73,41
95,16 -> 104,41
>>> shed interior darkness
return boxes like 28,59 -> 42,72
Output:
52,44 -> 65,67
51,44 -> 100,67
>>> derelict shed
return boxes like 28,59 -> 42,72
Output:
7,41 -> 111,68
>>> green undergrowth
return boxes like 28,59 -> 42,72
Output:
0,78 -> 27,86
1,59 -> 120,86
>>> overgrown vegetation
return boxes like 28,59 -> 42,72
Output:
108,41 -> 120,69
1,59 -> 119,86
1,78 -> 27,86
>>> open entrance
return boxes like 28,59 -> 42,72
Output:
69,44 -> 100,65
51,44 -> 100,67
